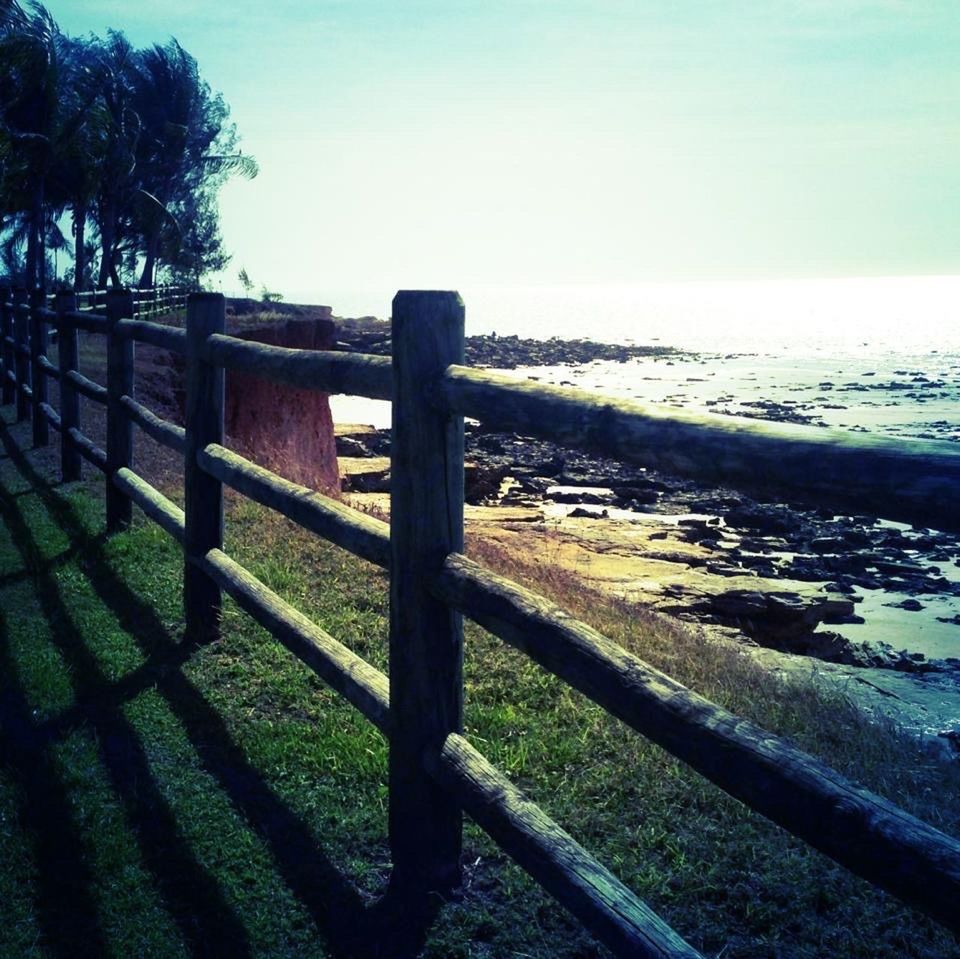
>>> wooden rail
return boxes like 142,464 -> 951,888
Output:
0,285 -> 958,958
439,367 -> 960,533
131,287 -> 190,319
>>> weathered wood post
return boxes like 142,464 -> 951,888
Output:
389,290 -> 465,900
183,293 -> 225,643
0,286 -> 13,406
106,289 -> 135,530
14,289 -> 30,423
29,288 -> 49,447
56,291 -> 81,481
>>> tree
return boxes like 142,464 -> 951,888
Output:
0,1 -> 97,288
0,10 -> 256,291
131,39 -> 257,288
0,0 -> 61,288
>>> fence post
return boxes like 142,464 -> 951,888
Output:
0,286 -> 12,406
389,290 -> 465,900
56,291 -> 81,481
183,292 -> 225,643
14,288 -> 30,423
29,288 -> 48,447
106,288 -> 135,530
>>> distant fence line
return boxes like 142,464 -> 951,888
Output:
1,285 -> 959,958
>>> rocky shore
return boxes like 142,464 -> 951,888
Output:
341,421 -> 960,670
335,319 -> 682,368
333,323 -> 960,743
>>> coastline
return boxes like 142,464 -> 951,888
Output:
333,321 -> 960,743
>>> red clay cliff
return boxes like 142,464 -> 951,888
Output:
224,315 -> 340,492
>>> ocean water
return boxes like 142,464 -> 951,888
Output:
329,275 -> 960,444
325,276 -> 960,663
458,275 -> 960,354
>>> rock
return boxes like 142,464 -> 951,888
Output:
679,521 -> 723,544
885,598 -> 925,611
612,485 -> 659,506
458,334 -> 682,370
837,527 -> 873,548
724,506 -> 796,536
824,580 -> 855,594
705,562 -> 751,577
809,536 -> 846,554
548,487 -> 617,505
569,507 -> 608,518
336,435 -> 373,458
644,551 -> 709,567
822,612 -> 866,626
704,587 -> 855,643
938,730 -> 960,754
465,463 -> 509,505
339,456 -> 391,493
873,559 -> 927,577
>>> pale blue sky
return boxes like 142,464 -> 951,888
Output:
44,1 -> 960,306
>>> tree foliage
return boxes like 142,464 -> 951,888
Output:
0,1 -> 256,290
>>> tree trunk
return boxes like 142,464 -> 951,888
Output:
98,232 -> 112,288
26,178 -> 42,289
38,185 -> 48,291
139,231 -> 159,288
98,195 -> 116,287
73,205 -> 87,291
109,247 -> 122,287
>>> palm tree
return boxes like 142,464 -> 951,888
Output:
132,39 -> 257,287
88,30 -> 141,287
1,9 -> 257,291
0,0 -> 57,287
0,1 -> 99,289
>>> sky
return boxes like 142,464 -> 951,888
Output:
42,1 -> 960,311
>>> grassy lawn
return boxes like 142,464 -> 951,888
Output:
1,407 -> 959,958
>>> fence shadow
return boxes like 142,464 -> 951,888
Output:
0,602 -> 108,959
0,421 -> 438,959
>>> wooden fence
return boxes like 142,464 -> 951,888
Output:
1,286 -> 959,958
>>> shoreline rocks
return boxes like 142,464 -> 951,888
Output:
336,417 -> 960,677
331,320 -> 959,681
336,323 -> 685,369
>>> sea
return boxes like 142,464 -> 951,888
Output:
319,275 -> 960,662
325,275 -> 960,442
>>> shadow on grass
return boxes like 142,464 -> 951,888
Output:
0,440 -> 253,957
0,605 -> 109,959
0,419 -> 439,959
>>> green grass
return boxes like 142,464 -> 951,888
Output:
1,409 -> 959,958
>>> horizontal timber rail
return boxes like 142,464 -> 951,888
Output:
198,547 -> 392,734
426,732 -> 702,959
67,427 -> 106,471
37,355 -> 60,381
64,369 -> 107,404
197,443 -> 390,568
430,551 -> 960,930
202,333 -> 393,399
121,396 -> 185,454
64,310 -> 109,333
115,318 -> 187,353
438,366 -> 960,533
39,401 -> 61,431
1,286 -> 957,957
112,467 -> 185,542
